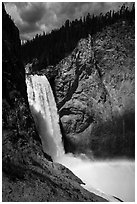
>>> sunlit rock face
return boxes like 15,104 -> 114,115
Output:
26,75 -> 65,160
54,21 -> 135,158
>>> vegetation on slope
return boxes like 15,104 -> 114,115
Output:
21,3 -> 135,70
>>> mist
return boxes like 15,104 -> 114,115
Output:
56,154 -> 135,202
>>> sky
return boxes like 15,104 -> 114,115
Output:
4,2 -> 133,42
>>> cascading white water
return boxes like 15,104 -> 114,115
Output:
26,74 -> 65,160
26,74 -> 135,202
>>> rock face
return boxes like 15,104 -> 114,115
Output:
2,4 -> 107,202
54,20 -> 135,158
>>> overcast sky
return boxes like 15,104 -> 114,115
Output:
4,2 -> 132,41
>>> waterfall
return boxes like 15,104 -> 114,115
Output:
26,74 -> 65,160
26,74 -> 135,202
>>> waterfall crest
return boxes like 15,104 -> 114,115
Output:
26,74 -> 64,160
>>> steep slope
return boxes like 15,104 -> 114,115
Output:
2,3 -> 107,202
53,20 -> 135,158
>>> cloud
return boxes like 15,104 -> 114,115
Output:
19,22 -> 40,34
19,3 -> 46,24
4,2 -> 133,41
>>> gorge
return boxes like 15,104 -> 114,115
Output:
2,2 -> 135,202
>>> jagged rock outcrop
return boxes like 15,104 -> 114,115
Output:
54,20 -> 135,158
2,3 -> 108,202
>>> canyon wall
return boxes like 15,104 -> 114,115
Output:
52,21 -> 135,158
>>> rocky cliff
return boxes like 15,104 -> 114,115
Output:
2,3 -> 107,202
52,20 -> 135,158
